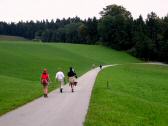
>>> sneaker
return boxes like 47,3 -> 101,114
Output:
44,94 -> 48,98
72,89 -> 74,92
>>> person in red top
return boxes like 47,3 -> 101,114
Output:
41,68 -> 50,97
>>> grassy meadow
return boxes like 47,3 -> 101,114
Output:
0,41 -> 139,115
84,64 -> 168,126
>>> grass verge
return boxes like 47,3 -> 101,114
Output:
85,64 -> 168,126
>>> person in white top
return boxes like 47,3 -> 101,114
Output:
55,70 -> 65,93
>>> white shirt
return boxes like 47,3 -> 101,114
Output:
55,71 -> 65,80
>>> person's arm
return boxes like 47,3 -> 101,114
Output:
74,72 -> 77,78
48,74 -> 51,83
55,73 -> 58,80
62,72 -> 65,78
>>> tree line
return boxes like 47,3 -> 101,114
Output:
0,4 -> 168,63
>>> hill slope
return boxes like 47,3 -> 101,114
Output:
85,64 -> 168,126
0,41 -> 140,115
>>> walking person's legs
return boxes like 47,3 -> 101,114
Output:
69,77 -> 75,92
43,85 -> 48,97
71,83 -> 74,92
69,82 -> 74,92
60,82 -> 62,93
59,79 -> 64,93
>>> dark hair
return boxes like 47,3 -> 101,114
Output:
70,67 -> 73,71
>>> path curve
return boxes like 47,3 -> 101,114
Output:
0,63 -> 166,126
0,65 -> 115,126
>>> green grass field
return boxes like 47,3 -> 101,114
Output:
0,41 -> 139,115
84,64 -> 168,126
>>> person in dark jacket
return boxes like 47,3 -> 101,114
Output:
67,67 -> 77,92
99,64 -> 102,69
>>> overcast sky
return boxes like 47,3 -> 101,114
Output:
0,0 -> 168,22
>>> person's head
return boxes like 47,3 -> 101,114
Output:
43,68 -> 48,74
69,67 -> 73,71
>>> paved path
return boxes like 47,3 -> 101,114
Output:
0,65 -> 114,126
1,63 -> 164,126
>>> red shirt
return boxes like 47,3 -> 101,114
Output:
41,73 -> 49,80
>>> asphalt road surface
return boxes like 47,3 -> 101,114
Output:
0,66 -> 112,126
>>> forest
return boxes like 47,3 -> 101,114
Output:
0,4 -> 168,63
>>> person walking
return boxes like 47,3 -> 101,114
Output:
55,69 -> 65,93
41,68 -> 50,98
67,67 -> 77,92
99,64 -> 102,69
